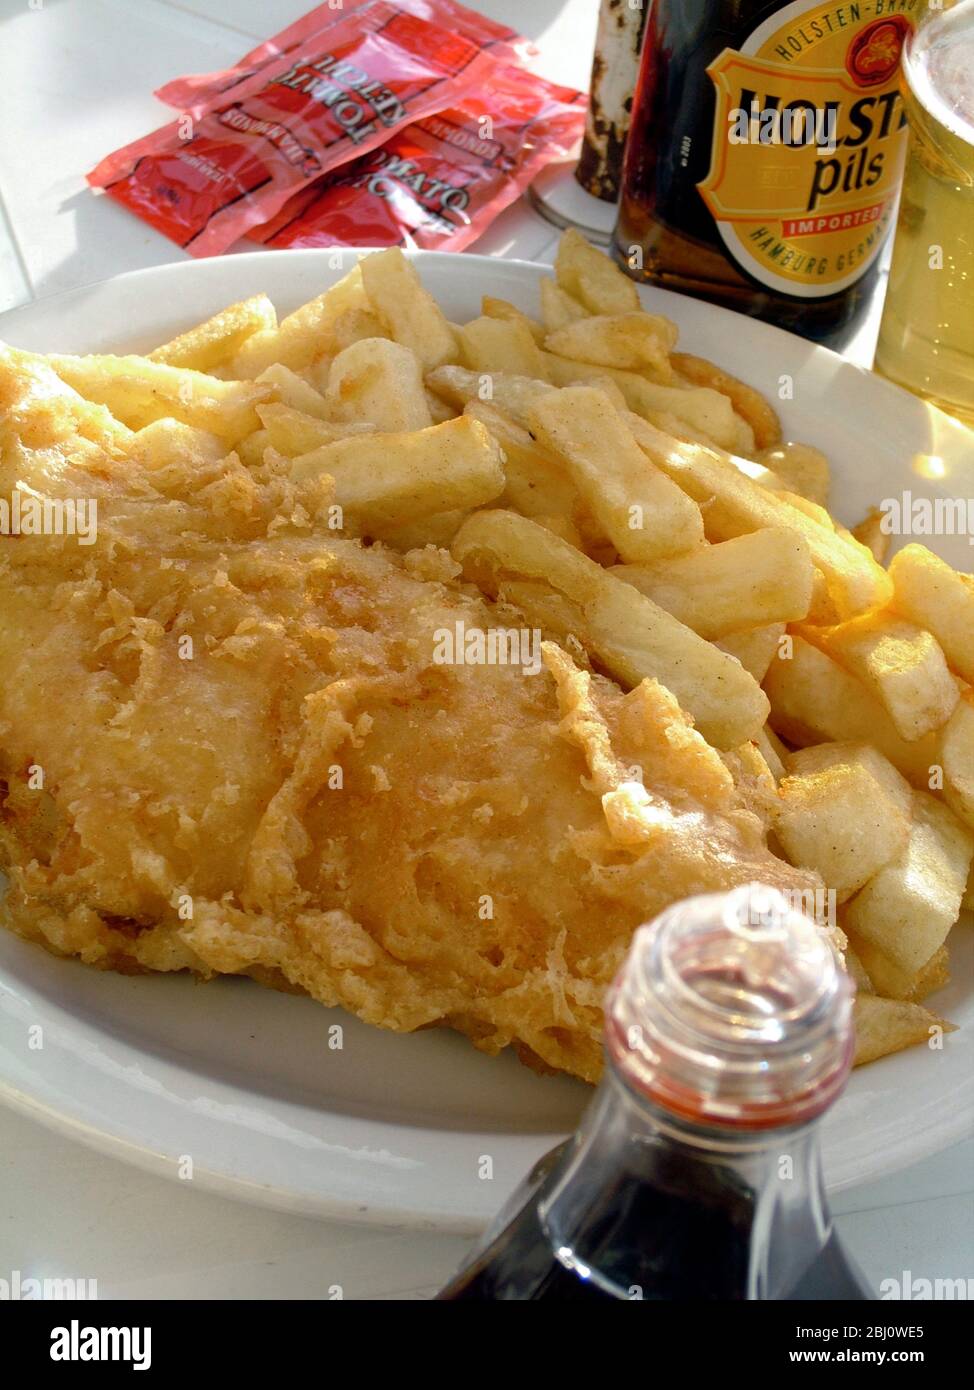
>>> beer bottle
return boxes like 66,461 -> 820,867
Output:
613,1 -> 920,345
437,885 -> 872,1300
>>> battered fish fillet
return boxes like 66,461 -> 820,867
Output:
0,347 -> 822,1083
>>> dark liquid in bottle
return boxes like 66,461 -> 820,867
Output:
613,0 -> 903,348
440,1142 -> 870,1301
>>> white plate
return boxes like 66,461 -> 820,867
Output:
0,251 -> 972,1232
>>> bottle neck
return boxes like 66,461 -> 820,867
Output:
539,1065 -> 833,1301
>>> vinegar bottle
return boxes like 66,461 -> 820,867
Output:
437,884 -> 872,1301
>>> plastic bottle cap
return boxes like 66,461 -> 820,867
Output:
605,884 -> 854,1129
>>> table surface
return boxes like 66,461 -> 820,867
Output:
0,0 -> 971,1301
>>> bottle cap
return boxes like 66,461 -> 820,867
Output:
605,884 -> 854,1130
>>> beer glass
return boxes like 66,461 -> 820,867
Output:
875,1 -> 974,427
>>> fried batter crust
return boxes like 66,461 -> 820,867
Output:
0,348 -> 821,1081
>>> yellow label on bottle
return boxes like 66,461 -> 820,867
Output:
698,0 -> 919,297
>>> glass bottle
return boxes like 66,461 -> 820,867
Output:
438,884 -> 871,1300
613,0 -> 919,346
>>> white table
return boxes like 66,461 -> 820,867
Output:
0,0 -> 971,1300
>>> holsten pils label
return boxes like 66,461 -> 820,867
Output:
698,0 -> 918,298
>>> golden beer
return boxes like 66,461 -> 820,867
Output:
875,1 -> 974,426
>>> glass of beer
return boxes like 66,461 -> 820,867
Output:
875,1 -> 974,428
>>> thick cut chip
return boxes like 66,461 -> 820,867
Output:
628,416 -> 891,618
671,351 -> 782,451
890,543 -> 974,684
236,429 -> 270,468
256,404 -> 372,455
853,995 -> 949,1065
554,227 -> 641,315
610,528 -> 813,639
481,296 -> 546,345
452,510 -> 769,748
764,636 -> 941,787
939,690 -> 974,831
526,387 -> 704,565
149,294 -> 277,371
774,747 -> 913,901
255,363 -> 332,418
291,416 -> 504,533
360,248 -> 457,369
843,790 -> 973,975
325,338 -> 432,433
540,278 -> 588,333
543,354 -> 739,449
462,401 -> 577,522
717,625 -> 786,683
231,265 -> 383,378
46,353 -> 267,444
846,934 -> 949,1002
0,346 -> 134,457
545,312 -> 675,378
850,508 -> 891,564
785,742 -> 913,821
755,442 -> 830,505
807,612 -> 959,742
459,315 -> 550,380
426,364 -> 554,427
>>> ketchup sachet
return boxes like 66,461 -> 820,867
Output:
154,0 -> 537,114
249,64 -> 586,253
87,1 -> 498,257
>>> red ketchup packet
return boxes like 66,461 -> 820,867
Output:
154,0 -> 537,113
87,1 -> 499,258
248,65 -> 586,253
